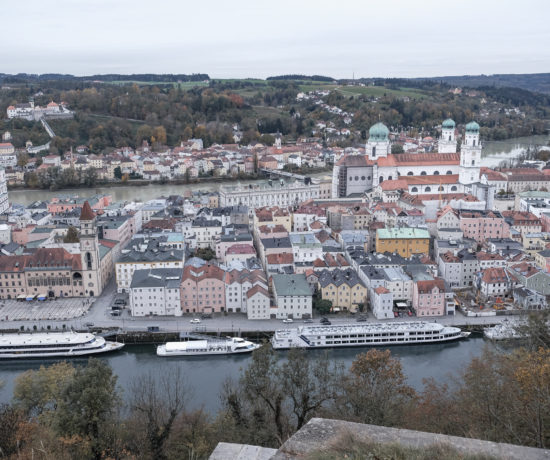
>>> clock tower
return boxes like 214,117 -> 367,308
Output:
79,201 -> 101,296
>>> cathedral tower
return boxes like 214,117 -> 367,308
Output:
439,118 -> 457,153
459,121 -> 482,185
366,122 -> 390,161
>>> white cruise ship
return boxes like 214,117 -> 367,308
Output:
271,321 -> 469,350
157,337 -> 260,357
0,332 -> 124,359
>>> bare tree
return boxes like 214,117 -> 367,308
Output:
129,367 -> 190,460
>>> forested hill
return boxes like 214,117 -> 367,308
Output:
413,73 -> 550,95
0,73 -> 210,83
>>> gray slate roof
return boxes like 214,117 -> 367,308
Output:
272,274 -> 312,296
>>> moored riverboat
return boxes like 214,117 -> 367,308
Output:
0,331 -> 124,359
271,321 -> 469,350
157,336 -> 260,356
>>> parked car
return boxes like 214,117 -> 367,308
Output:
114,298 -> 126,306
110,310 -> 121,316
320,317 -> 329,324
356,316 -> 367,322
282,318 -> 293,323
111,305 -> 122,311
322,320 -> 332,325
190,318 -> 201,324
303,319 -> 313,323
147,326 -> 160,332
200,313 -> 212,319
84,322 -> 94,327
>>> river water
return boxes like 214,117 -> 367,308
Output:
0,336 -> 495,412
8,134 -> 549,206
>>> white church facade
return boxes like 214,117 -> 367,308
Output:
332,119 -> 489,202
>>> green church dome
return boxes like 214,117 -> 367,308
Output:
465,121 -> 480,133
442,118 -> 455,129
369,122 -> 389,141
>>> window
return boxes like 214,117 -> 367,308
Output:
425,187 -> 431,192
411,187 -> 418,193
421,171 -> 427,176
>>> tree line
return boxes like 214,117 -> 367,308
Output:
0,312 -> 549,459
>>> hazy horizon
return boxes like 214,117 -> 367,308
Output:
3,0 -> 549,79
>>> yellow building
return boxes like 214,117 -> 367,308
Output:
375,227 -> 430,258
317,269 -> 367,312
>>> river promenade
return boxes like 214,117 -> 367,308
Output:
0,279 -> 523,335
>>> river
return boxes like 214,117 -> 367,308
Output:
481,134 -> 550,167
0,336 -> 497,412
8,135 -> 549,206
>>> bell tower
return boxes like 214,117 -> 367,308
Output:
459,121 -> 482,185
79,201 -> 101,296
439,118 -> 457,153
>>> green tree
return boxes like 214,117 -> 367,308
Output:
194,247 -> 216,261
13,361 -> 76,419
391,144 -> 404,154
113,166 -> 122,180
63,225 -> 80,243
314,298 -> 332,315
83,168 -> 98,187
54,359 -> 120,460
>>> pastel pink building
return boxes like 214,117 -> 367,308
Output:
458,210 -> 510,244
225,244 -> 256,264
180,264 -> 226,313
412,278 -> 446,317
11,225 -> 35,245
47,195 -> 112,215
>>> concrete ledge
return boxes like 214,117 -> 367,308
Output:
209,442 -> 277,460
272,418 -> 550,460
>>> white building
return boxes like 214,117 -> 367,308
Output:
371,285 -> 394,319
290,232 -> 323,263
220,180 -> 320,209
0,169 -> 9,214
129,268 -> 182,316
271,274 -> 312,319
0,143 -> 17,168
225,269 -> 268,314
246,285 -> 271,319
115,248 -> 185,293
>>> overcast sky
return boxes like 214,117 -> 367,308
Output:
3,0 -> 549,78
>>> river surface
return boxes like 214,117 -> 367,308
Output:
0,336 -> 497,412
481,134 -> 549,167
8,135 -> 549,206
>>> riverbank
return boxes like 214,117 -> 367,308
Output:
7,166 -> 333,192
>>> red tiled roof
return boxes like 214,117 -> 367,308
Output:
246,285 -> 270,299
481,267 -> 508,284
79,201 -> 95,221
377,153 -> 460,167
416,279 -> 445,293
266,253 -> 294,264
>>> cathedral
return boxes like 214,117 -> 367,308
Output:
331,119 -> 492,202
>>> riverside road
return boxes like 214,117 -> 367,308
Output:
0,279 -> 523,335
